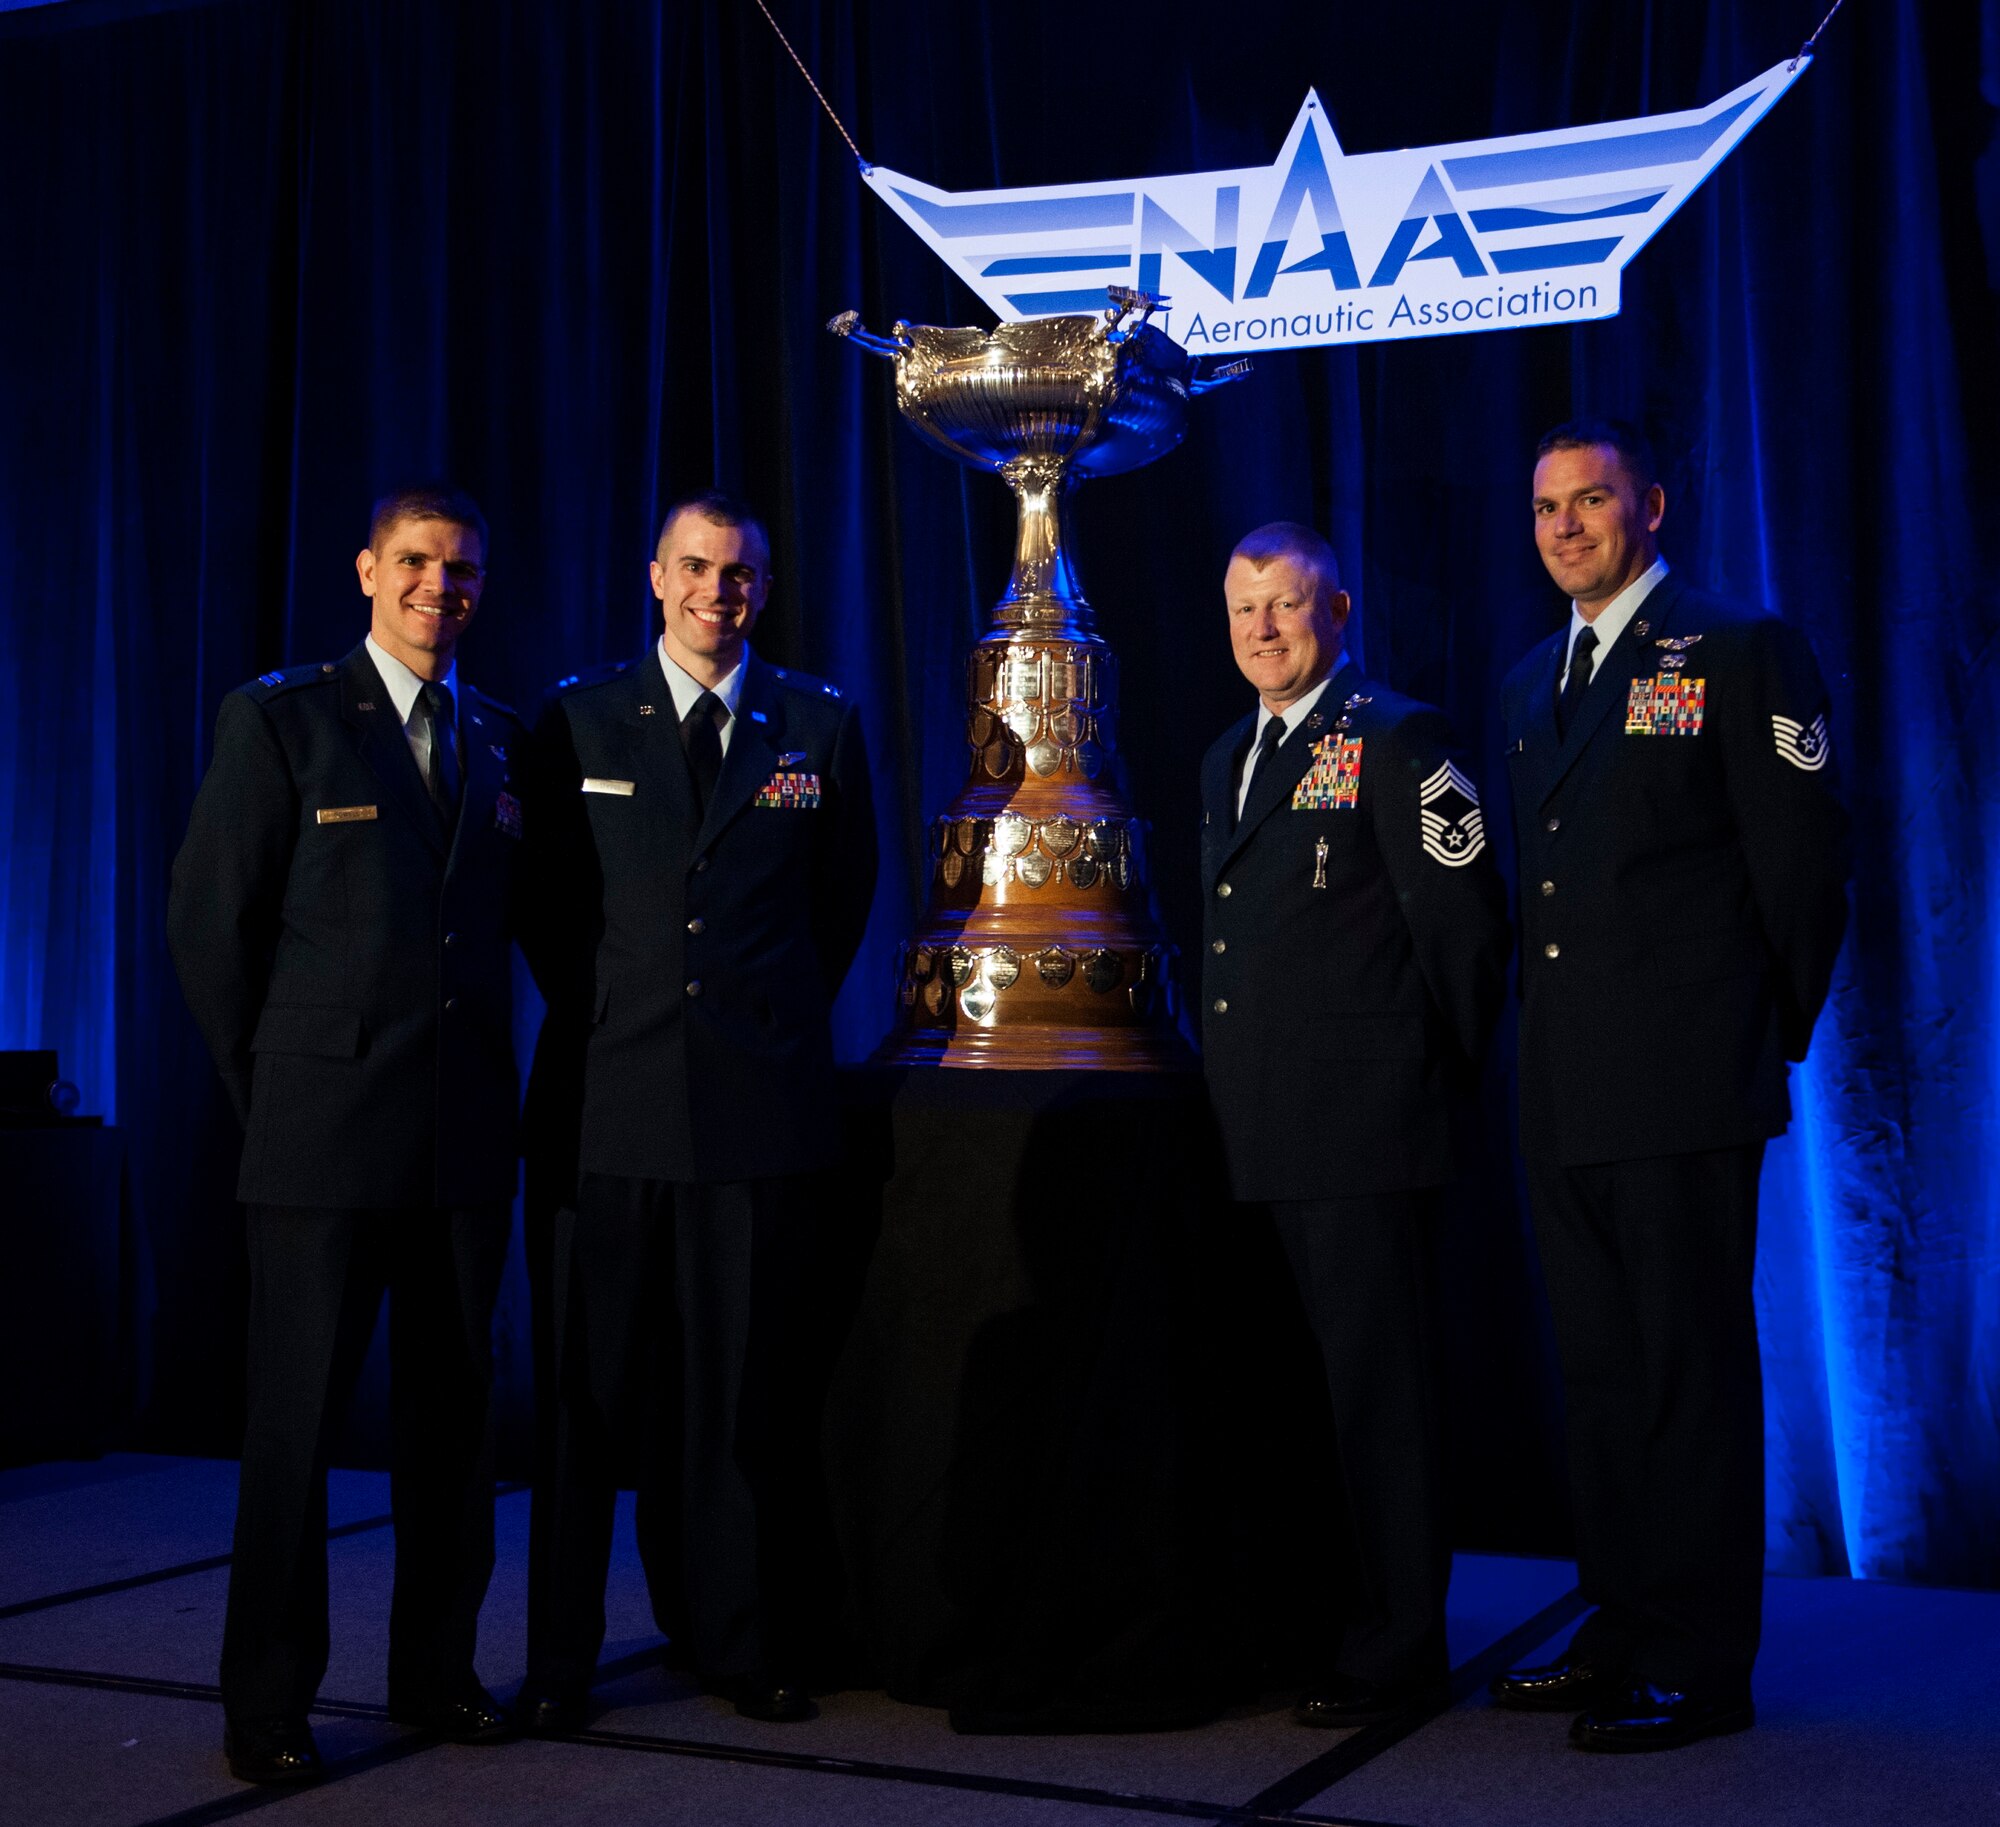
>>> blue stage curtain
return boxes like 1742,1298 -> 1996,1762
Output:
0,0 -> 1992,1582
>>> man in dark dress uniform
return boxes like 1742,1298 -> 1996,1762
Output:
169,485 -> 530,1783
519,492 -> 876,1730
1200,522 -> 1512,1726
1489,420 -> 1849,1751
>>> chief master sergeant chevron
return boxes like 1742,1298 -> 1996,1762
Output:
1488,419 -> 1849,1752
519,491 -> 877,1733
1199,522 -> 1511,1729
168,483 -> 531,1784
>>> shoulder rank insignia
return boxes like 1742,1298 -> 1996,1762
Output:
1419,760 -> 1485,866
1626,674 -> 1706,736
1772,712 -> 1830,771
756,770 -> 822,809
258,670 -> 286,688
1294,733 -> 1362,810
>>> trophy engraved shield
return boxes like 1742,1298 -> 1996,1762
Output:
832,289 -> 1247,1068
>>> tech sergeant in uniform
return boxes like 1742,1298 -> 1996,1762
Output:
1200,522 -> 1511,1725
169,485 -> 529,1783
1489,421 -> 1848,1751
521,493 -> 876,1730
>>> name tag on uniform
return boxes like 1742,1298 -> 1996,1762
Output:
316,805 -> 378,825
581,778 -> 636,796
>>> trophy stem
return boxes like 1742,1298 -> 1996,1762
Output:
995,455 -> 1092,633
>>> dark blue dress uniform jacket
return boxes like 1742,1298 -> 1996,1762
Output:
1499,574 -> 1849,1167
1199,672 -> 1513,1202
168,645 -> 532,1209
529,649 -> 877,1186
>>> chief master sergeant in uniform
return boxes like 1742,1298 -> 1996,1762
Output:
1200,522 -> 1511,1727
1488,420 -> 1848,1751
519,491 -> 877,1732
169,484 -> 532,1783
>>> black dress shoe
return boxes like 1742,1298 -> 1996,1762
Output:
1488,1653 -> 1621,1713
389,1684 -> 516,1744
1294,1673 -> 1444,1727
223,1714 -> 323,1785
1569,1680 -> 1754,1752
718,1672 -> 816,1723
514,1681 -> 591,1736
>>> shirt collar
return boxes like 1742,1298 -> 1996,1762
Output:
1252,651 -> 1349,747
364,633 -> 458,728
1568,556 -> 1669,668
656,638 -> 746,724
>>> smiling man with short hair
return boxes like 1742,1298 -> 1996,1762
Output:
1200,520 -> 1510,1728
1491,418 -> 1849,1751
519,490 -> 877,1733
170,482 -> 530,1784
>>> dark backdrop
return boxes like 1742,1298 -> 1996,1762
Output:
1,0 -> 1995,1585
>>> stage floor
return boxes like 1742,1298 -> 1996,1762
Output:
2,1455 -> 1993,1827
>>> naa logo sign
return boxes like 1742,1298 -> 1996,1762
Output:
862,58 -> 1808,354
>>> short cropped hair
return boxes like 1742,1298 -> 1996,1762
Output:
1535,418 -> 1657,492
367,482 -> 488,555
1229,520 -> 1343,601
656,489 -> 770,562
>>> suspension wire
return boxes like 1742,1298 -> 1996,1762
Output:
748,0 -> 871,172
1792,0 -> 1848,69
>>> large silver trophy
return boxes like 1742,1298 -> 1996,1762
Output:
831,289 -> 1246,1069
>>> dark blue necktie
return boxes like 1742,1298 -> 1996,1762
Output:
1556,626 -> 1598,740
418,681 -> 461,819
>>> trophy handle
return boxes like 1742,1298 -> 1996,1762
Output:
826,309 -> 912,358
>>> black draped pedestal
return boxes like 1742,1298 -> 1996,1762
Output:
823,1066 -> 1325,1733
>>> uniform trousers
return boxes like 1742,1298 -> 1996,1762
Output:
1525,1142 -> 1766,1689
221,1202 -> 510,1723
1267,1190 -> 1449,1688
529,1172 -> 823,1689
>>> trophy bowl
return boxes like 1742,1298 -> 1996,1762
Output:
833,291 -> 1246,1069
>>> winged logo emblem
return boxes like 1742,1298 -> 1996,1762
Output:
863,58 -> 1809,355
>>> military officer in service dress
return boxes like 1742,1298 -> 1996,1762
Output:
169,485 -> 530,1783
1200,522 -> 1512,1727
519,491 -> 877,1732
1488,420 -> 1849,1751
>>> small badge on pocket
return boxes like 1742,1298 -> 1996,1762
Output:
494,790 -> 524,838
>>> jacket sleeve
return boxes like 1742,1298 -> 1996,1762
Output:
1722,618 -> 1851,1060
811,700 -> 878,995
166,691 -> 299,1127
1369,706 -> 1515,1072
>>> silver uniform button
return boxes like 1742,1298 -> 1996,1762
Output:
1210,939 -> 1226,954
1544,942 -> 1560,960
1211,998 -> 1228,1014
1540,881 -> 1555,897
687,917 -> 705,935
685,980 -> 703,997
443,931 -> 459,946
444,997 -> 459,1011
1217,882 -> 1232,898
1545,816 -> 1561,833
694,857 -> 710,872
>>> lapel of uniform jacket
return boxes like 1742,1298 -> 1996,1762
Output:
1538,573 -> 1688,806
623,649 -> 701,844
339,644 -> 446,856
1213,671 -> 1355,878
695,651 -> 783,854
446,685 -> 509,872
1200,712 -> 1255,892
